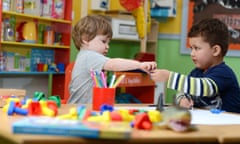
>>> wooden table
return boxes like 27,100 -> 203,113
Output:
1,104 -> 240,144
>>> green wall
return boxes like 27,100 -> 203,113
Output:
70,40 -> 78,62
157,39 -> 193,103
70,39 -> 140,61
108,40 -> 140,58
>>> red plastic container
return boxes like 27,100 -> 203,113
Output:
92,87 -> 115,111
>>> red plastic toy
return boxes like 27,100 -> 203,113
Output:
28,101 -> 42,115
134,113 -> 152,130
119,0 -> 142,11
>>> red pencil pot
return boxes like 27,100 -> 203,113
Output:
37,63 -> 44,72
92,87 -> 116,111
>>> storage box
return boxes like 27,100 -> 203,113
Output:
109,16 -> 139,40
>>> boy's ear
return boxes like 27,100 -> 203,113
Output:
82,40 -> 88,44
212,45 -> 221,56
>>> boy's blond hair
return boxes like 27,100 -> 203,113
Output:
72,15 -> 113,50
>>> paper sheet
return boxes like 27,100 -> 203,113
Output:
115,106 -> 240,125
190,109 -> 240,125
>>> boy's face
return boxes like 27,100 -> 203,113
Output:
86,35 -> 110,56
189,36 -> 218,71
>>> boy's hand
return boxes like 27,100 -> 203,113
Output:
140,62 -> 157,73
179,97 -> 194,109
150,69 -> 170,82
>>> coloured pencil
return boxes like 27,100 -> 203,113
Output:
109,74 -> 116,88
112,75 -> 125,88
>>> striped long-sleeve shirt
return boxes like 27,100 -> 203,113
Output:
167,62 -> 240,113
168,72 -> 219,97
168,72 -> 218,97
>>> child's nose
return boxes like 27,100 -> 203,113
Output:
105,44 -> 109,49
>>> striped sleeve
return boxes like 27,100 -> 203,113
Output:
167,72 -> 218,97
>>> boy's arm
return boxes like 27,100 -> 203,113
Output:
167,72 -> 219,97
103,58 -> 156,72
149,69 -> 170,82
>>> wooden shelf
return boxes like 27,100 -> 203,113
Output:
146,19 -> 159,54
0,72 -> 64,75
147,20 -> 159,43
0,0 -> 73,99
2,11 -> 71,24
1,41 -> 70,49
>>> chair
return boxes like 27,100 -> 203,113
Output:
62,62 -> 75,104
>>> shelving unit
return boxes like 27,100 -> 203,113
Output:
0,0 -> 72,99
114,71 -> 155,103
146,19 -> 159,54
104,0 -> 159,104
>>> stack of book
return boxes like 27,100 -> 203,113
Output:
12,116 -> 132,139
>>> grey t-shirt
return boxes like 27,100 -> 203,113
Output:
67,49 -> 109,104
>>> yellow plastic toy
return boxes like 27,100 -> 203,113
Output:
120,0 -> 151,39
22,21 -> 37,43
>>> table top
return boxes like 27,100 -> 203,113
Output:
1,104 -> 240,144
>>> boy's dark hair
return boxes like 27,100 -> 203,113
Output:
72,15 -> 113,50
188,18 -> 229,56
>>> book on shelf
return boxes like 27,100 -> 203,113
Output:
12,116 -> 131,139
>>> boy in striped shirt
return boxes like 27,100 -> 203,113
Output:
150,18 -> 240,113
